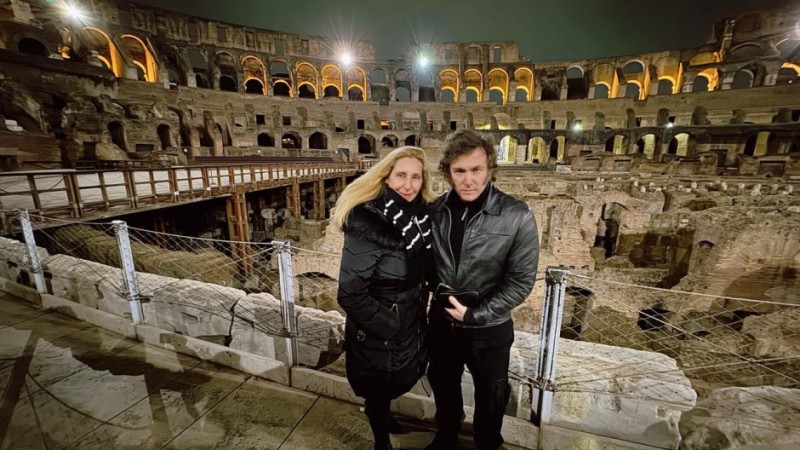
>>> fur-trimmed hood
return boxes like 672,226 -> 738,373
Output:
343,202 -> 405,250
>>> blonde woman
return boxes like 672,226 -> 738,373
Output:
334,146 -> 435,450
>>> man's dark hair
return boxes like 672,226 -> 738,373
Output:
438,129 -> 498,184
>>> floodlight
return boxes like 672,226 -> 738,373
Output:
339,52 -> 353,66
66,5 -> 84,19
418,56 -> 429,68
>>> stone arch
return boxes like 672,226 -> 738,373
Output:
624,81 -> 642,100
605,135 -> 626,154
394,86 -> 410,102
777,63 -> 800,85
273,80 -> 292,97
245,78 -> 264,94
309,132 -> 328,149
242,55 -> 267,94
348,85 -> 365,101
637,134 -> 658,159
346,66 -> 367,102
497,135 -> 517,163
668,133 -> 691,156
404,135 -> 420,146
371,68 -> 388,85
566,65 -> 589,99
622,60 -> 645,75
550,136 -> 566,162
656,78 -> 674,95
120,34 -> 159,82
381,135 -> 398,148
295,62 -> 318,98
744,131 -> 777,157
270,60 -> 292,96
440,69 -> 459,101
358,134 -> 376,154
81,27 -> 123,77
528,136 -> 547,163
487,68 -> 509,105
321,64 -> 343,98
257,132 -> 275,147
281,132 -> 301,149
17,37 -> 48,57
514,67 -> 533,101
464,69 -> 482,102
594,82 -> 610,99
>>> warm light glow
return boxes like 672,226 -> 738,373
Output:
339,52 -> 353,66
572,123 -> 582,131
418,56 -> 429,68
666,122 -> 674,128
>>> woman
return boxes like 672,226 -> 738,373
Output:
334,146 -> 435,450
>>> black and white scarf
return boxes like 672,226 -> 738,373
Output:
381,188 -> 432,254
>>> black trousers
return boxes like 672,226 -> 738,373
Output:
427,323 -> 512,450
365,393 -> 392,449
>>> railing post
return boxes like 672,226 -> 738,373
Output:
17,209 -> 46,294
112,220 -> 144,324
532,266 -> 569,427
276,240 -> 297,367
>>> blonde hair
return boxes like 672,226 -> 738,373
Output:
332,146 -> 434,229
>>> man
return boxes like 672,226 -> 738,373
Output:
426,130 -> 539,450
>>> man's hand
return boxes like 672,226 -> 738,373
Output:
445,295 -> 467,322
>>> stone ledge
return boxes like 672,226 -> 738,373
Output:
291,367 -> 544,449
40,293 -> 136,338
135,324 -> 290,385
0,278 -> 42,306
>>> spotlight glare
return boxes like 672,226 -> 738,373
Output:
572,123 -> 582,131
418,56 -> 429,68
666,122 -> 674,128
66,5 -> 84,19
339,52 -> 353,66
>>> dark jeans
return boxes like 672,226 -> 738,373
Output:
427,323 -> 512,450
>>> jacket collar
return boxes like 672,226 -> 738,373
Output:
436,184 -> 501,216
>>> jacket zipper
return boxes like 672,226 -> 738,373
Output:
444,206 -> 457,280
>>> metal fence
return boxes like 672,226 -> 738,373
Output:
2,208 -> 798,446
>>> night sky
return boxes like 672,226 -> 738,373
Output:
131,0 -> 797,62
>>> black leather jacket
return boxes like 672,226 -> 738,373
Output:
429,184 -> 539,328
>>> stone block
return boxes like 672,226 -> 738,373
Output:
514,331 -> 696,449
230,293 -> 285,361
143,278 -> 244,339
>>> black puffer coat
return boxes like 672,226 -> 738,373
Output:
337,200 -> 428,398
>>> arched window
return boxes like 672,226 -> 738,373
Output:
219,75 -> 237,92
245,79 -> 264,94
257,133 -> 274,147
17,38 -> 48,57
656,79 -> 674,95
594,84 -> 609,99
309,132 -> 327,149
358,135 -> 375,154
731,70 -> 754,89
281,133 -> 300,149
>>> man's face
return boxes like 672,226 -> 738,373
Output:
449,147 -> 490,202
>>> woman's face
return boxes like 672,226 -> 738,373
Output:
385,157 -> 424,201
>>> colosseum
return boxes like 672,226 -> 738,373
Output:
0,0 -> 799,449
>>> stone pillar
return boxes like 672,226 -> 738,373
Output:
720,72 -> 736,90
680,74 -> 696,93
